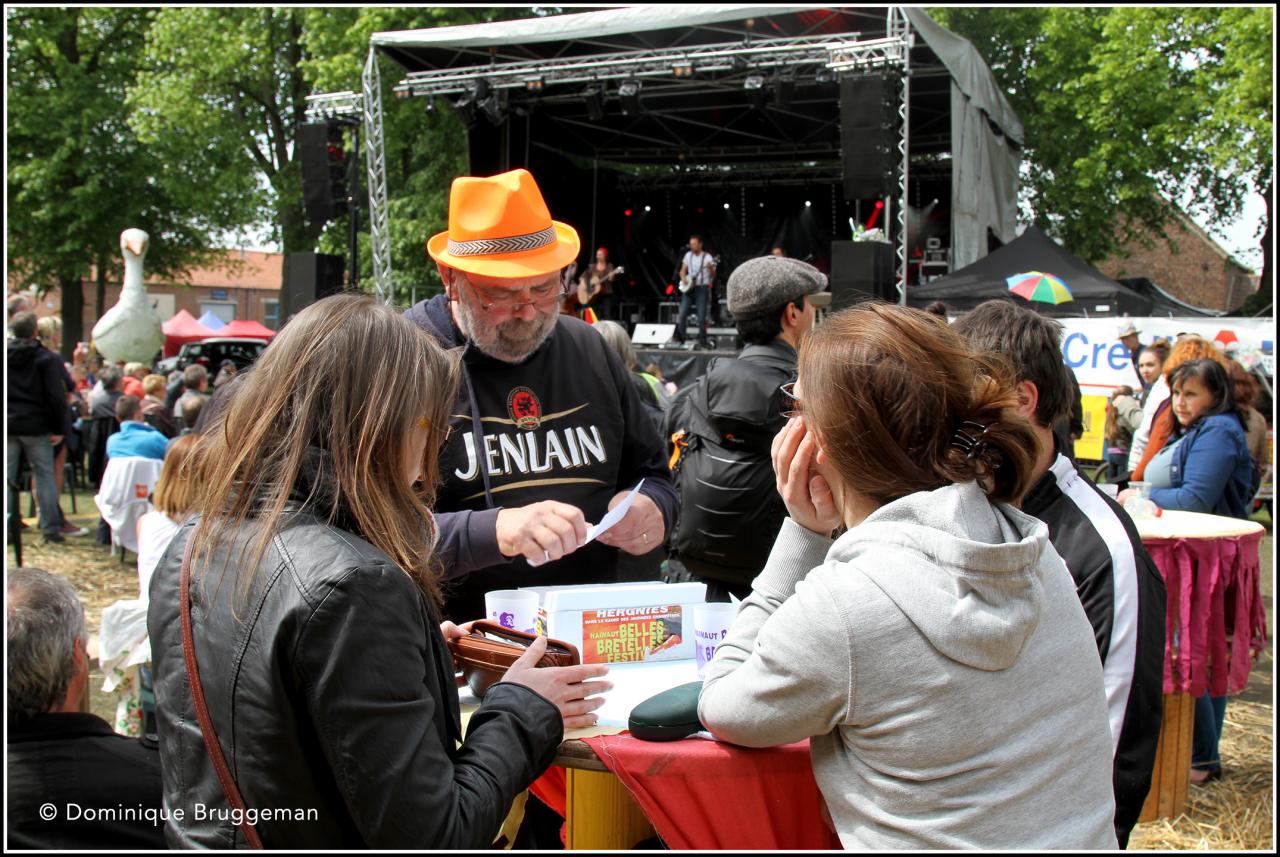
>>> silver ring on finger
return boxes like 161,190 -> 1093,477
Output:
543,550 -> 550,563
642,531 -> 648,544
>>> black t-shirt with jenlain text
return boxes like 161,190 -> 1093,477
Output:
405,296 -> 679,622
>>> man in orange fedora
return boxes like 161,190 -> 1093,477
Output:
406,168 -> 678,622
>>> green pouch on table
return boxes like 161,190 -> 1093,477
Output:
628,681 -> 705,742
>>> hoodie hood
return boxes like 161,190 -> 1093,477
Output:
6,338 -> 42,369
405,294 -> 462,350
827,481 -> 1049,671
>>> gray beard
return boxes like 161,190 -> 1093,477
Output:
454,297 -> 557,364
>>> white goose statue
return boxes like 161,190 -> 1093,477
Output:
91,228 -> 165,364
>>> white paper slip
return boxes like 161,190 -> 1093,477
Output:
590,659 -> 701,729
585,479 -> 645,543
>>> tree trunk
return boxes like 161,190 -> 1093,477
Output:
1259,178 -> 1272,308
94,256 -> 108,322
59,274 -> 84,361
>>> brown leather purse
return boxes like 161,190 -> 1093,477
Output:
449,621 -> 581,699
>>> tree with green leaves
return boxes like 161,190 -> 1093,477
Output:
932,6 -> 1272,297
127,8 -> 323,318
6,7 -> 254,356
299,7 -> 532,300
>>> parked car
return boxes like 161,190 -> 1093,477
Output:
156,338 -> 268,375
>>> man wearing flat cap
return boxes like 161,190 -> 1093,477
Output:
405,168 -> 679,622
663,255 -> 831,601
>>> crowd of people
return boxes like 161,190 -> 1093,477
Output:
6,167 -> 1272,849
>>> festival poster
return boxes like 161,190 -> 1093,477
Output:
580,605 -> 684,664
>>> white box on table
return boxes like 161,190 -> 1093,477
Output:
522,581 -> 706,665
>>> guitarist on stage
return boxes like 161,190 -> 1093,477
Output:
675,234 -> 716,349
576,247 -> 622,321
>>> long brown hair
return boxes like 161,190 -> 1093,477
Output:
798,303 -> 1039,506
186,294 -> 460,609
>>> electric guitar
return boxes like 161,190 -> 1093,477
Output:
577,266 -> 624,306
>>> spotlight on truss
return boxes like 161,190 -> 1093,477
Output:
774,72 -> 795,110
448,95 -> 479,130
743,74 -> 766,110
619,79 -> 643,114
582,84 -> 605,121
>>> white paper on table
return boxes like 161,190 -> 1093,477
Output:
585,479 -> 645,544
590,659 -> 700,728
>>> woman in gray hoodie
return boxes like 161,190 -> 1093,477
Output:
699,304 -> 1118,849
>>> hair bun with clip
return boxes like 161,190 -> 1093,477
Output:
950,421 -> 1002,471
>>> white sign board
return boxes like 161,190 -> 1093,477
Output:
1057,317 -> 1275,395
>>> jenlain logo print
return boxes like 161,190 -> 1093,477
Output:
453,391 -> 609,497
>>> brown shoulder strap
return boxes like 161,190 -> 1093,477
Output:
180,533 -> 265,849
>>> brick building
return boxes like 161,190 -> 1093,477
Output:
10,248 -> 283,334
1096,208 -> 1258,313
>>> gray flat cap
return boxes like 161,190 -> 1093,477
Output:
727,256 -> 832,320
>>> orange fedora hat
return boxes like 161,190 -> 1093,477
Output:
427,168 -> 580,278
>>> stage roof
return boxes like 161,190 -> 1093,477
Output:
372,6 -> 1022,168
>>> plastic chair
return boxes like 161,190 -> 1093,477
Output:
95,456 -> 164,560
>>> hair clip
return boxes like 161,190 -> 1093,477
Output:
950,421 -> 993,461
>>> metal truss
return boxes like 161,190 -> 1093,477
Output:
393,34 -> 863,97
363,48 -> 394,303
304,90 -> 363,122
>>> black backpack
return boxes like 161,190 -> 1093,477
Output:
666,348 -> 792,587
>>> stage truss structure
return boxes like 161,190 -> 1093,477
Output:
319,10 -> 915,303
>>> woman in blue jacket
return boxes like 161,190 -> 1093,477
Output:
1119,358 -> 1255,785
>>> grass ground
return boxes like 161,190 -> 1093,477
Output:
7,490 -> 1275,849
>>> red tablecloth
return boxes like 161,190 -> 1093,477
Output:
580,733 -> 841,850
1143,530 -> 1267,696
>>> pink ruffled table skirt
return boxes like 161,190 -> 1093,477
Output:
1137,511 -> 1267,696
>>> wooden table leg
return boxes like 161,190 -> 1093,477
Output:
1138,693 -> 1193,823
564,767 -> 654,850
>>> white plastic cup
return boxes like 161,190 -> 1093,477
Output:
1129,481 -> 1151,500
484,590 -> 540,635
693,602 -> 738,677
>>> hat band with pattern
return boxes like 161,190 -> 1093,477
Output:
447,225 -> 556,257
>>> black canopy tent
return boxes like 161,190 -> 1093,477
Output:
907,225 -> 1155,317
370,6 -> 1022,307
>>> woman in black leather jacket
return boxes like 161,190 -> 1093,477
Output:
147,294 -> 610,848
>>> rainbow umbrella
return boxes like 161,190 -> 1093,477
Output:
1005,271 -> 1073,305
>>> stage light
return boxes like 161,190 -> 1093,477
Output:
875,200 -> 884,209
644,205 -> 652,212
525,76 -> 544,92
619,79 -> 642,114
472,78 -> 491,101
672,63 -> 693,78
665,284 -> 675,296
816,66 -> 837,85
774,73 -> 795,110
744,74 -> 766,110
424,94 -> 436,115
731,55 -> 749,74
805,200 -> 812,207
478,90 -> 507,126
723,203 -> 731,210
624,208 -> 633,217
582,85 -> 605,121
448,95 -> 479,130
